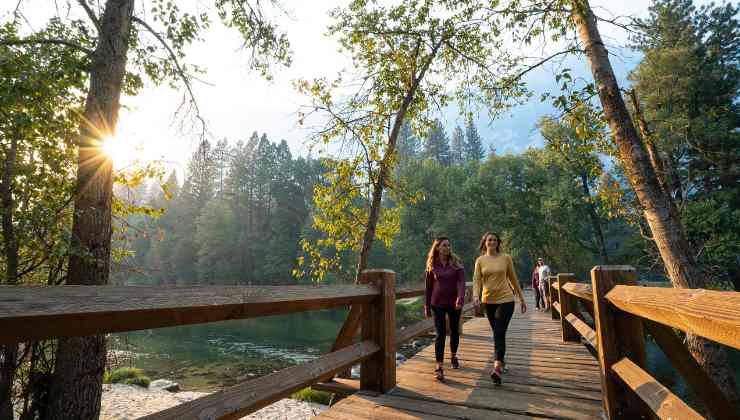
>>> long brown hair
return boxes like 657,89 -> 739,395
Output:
478,232 -> 501,255
425,237 -> 462,272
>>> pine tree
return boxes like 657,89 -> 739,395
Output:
450,126 -> 466,165
465,119 -> 485,161
423,119 -> 451,166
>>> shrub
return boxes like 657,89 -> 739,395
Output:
291,387 -> 332,405
107,367 -> 151,388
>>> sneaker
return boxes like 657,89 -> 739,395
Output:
451,356 -> 460,369
490,364 -> 502,385
435,367 -> 445,382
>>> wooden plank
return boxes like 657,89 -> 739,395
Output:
142,340 -> 379,420
395,285 -> 424,299
313,378 -> 359,396
0,284 -> 378,344
591,265 -> 647,419
390,380 -> 603,419
644,319 -> 738,419
552,301 -> 561,314
565,313 -> 598,350
319,392 -> 546,419
563,282 -> 593,302
549,276 -> 559,320
558,273 -> 580,343
611,357 -> 704,420
360,269 -> 396,393
606,285 -> 740,350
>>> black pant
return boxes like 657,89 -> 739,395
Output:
534,286 -> 544,309
485,301 -> 515,362
432,306 -> 462,363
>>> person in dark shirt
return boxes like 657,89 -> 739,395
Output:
424,236 -> 466,382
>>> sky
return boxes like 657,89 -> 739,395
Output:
4,1 -> 696,177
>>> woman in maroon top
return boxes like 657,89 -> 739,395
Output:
424,237 -> 466,382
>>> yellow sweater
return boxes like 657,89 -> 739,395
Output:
473,254 -> 524,304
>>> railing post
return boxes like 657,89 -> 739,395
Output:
549,276 -> 559,320
557,273 -> 580,343
360,269 -> 396,393
591,266 -> 647,419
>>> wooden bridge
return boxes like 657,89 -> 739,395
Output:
1,266 -> 738,419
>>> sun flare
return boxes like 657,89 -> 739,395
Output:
101,136 -> 142,168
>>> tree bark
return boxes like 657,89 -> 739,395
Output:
48,1 -> 135,418
572,0 -> 739,407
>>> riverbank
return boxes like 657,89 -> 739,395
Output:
100,384 -> 327,419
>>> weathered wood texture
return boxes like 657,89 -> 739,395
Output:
563,282 -> 594,302
591,265 -> 647,419
548,276 -> 560,320
395,285 -> 424,299
566,313 -> 598,349
644,319 -> 738,419
606,285 -> 740,350
360,269 -> 396,393
558,273 -> 580,342
611,357 -> 704,420
0,285 -> 378,345
319,290 -> 604,419
552,301 -> 561,314
142,341 -> 378,420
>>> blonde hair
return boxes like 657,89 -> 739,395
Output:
425,237 -> 462,272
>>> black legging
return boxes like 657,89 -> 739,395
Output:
432,306 -> 462,363
534,286 -> 544,309
485,301 -> 515,362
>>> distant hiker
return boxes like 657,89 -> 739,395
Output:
473,232 -> 526,385
531,260 -> 545,310
424,236 -> 466,382
537,258 -> 551,310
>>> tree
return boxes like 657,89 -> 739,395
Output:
464,118 -> 485,161
450,125 -> 465,166
5,0 -> 290,416
538,103 -> 610,263
297,0 -> 530,281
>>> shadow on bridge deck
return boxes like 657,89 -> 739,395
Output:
316,290 -> 604,419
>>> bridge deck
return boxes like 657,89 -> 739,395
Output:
317,292 -> 603,419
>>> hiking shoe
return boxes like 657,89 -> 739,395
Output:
435,367 -> 445,382
490,365 -> 502,385
451,356 -> 460,369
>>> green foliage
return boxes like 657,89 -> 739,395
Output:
107,367 -> 151,388
290,387 -> 333,405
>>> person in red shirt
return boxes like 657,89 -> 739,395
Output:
424,237 -> 466,382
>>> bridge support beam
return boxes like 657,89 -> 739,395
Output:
591,266 -> 647,419
557,273 -> 580,343
360,269 -> 396,393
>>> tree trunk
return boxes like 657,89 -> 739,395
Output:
48,1 -> 135,418
572,0 -> 739,407
579,172 -> 608,263
354,37 -> 444,280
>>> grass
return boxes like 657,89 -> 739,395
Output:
291,387 -> 333,405
105,367 -> 151,388
396,297 -> 425,326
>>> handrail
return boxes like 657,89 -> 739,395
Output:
549,266 -> 739,420
0,284 -> 379,345
606,285 -> 740,350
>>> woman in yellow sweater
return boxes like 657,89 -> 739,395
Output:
472,232 -> 526,385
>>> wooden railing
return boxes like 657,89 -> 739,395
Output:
546,266 -> 740,420
0,269 -> 473,419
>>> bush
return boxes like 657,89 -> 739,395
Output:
107,367 -> 151,388
291,387 -> 332,405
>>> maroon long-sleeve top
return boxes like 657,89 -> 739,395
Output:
425,263 -> 466,309
531,269 -> 540,290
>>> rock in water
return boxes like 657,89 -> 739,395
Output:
149,379 -> 181,392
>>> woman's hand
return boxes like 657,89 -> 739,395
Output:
520,300 -> 527,314
473,297 -> 480,307
455,301 -> 463,310
424,307 -> 432,319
